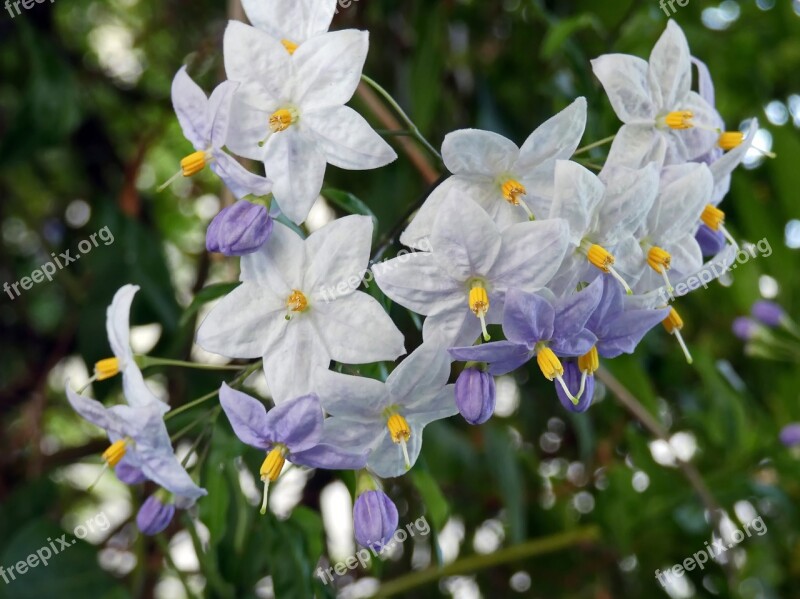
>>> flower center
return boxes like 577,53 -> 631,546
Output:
269,108 -> 297,133
386,412 -> 412,470
662,110 -> 694,130
499,178 -> 535,219
95,357 -> 121,381
662,307 -> 693,364
581,241 -> 633,295
281,39 -> 299,55
646,245 -> 673,291
718,131 -> 744,151
102,438 -> 129,467
180,151 -> 208,177
286,289 -> 308,313
468,281 -> 491,341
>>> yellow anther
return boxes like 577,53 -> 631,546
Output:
469,283 -> 491,341
578,346 -> 599,375
664,110 -> 694,130
536,347 -> 564,381
718,131 -> 744,151
102,439 -> 128,467
387,413 -> 411,444
180,151 -> 207,177
269,109 -> 295,132
646,246 -> 672,273
662,307 -> 684,333
94,357 -> 121,381
281,39 -> 299,55
586,244 -> 614,272
260,446 -> 286,483
701,204 -> 725,231
501,179 -> 527,206
286,290 -> 308,313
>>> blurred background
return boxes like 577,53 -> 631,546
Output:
2,0 -> 800,597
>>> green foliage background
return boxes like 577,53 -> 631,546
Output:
1,0 -> 799,597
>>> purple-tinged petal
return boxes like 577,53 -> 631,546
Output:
553,277 -> 604,339
732,317 -> 759,341
263,394 -> 323,453
455,368 -> 495,425
353,490 -> 398,550
502,289 -> 555,345
290,443 -> 368,471
586,276 -> 624,335
779,424 -> 800,447
171,66 -> 208,150
695,224 -> 726,257
136,495 -> 176,536
210,151 -> 273,200
207,81 -> 237,149
549,329 -> 597,358
448,341 -> 531,376
556,362 -> 593,413
206,199 -> 273,256
116,462 -> 148,484
219,383 -> 273,450
597,307 -> 670,358
751,300 -> 786,328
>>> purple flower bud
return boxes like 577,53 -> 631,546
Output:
695,224 -> 726,257
115,463 -> 148,484
136,495 -> 176,536
555,361 -> 593,413
455,367 -> 496,425
732,317 -> 759,341
353,490 -> 398,550
206,199 -> 272,256
751,300 -> 785,328
779,423 -> 800,448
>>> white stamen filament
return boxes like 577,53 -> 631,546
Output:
399,438 -> 411,470
77,375 -> 98,395
87,462 -> 109,493
260,479 -> 270,515
672,329 -> 693,364
659,266 -> 673,293
555,374 -> 578,405
719,224 -> 739,250
478,314 -> 491,342
575,370 -> 588,401
607,265 -> 633,295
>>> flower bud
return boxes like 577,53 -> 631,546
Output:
115,462 -> 148,484
206,199 -> 273,256
779,423 -> 800,448
732,317 -> 760,341
695,224 -> 726,257
555,361 -> 593,413
353,490 -> 398,550
136,495 -> 176,536
751,300 -> 786,328
455,367 -> 496,425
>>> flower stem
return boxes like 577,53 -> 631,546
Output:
572,134 -> 616,156
360,74 -> 443,162
372,527 -> 599,597
137,355 -> 244,371
164,361 -> 262,421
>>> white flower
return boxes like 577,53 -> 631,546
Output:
400,98 -> 586,248
592,20 -> 718,169
240,0 -> 337,52
196,215 -> 405,403
315,343 -> 456,478
374,193 -> 570,348
223,22 -> 397,224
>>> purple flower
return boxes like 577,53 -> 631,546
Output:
353,490 -> 398,550
206,199 -> 273,256
219,384 -> 368,513
136,495 -> 176,535
115,462 -> 148,485
695,224 -> 726,257
779,424 -> 800,447
555,361 -> 594,413
732,317 -> 760,341
751,300 -> 786,328
455,368 -> 495,425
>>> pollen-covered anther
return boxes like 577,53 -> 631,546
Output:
647,246 -> 673,291
180,151 -> 207,177
576,346 -> 599,400
701,204 -> 725,231
718,131 -> 744,151
102,439 -> 128,467
286,290 -> 308,313
662,307 -> 693,364
386,413 -> 412,470
269,108 -> 296,133
585,243 -> 633,295
500,179 -> 535,219
281,39 -> 299,54
258,446 -> 287,515
537,347 -> 578,405
664,110 -> 694,130
468,284 -> 491,341
94,357 -> 121,381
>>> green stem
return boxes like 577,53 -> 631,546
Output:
138,355 -> 244,371
372,527 -> 599,598
360,74 -> 443,162
376,129 -> 415,137
164,361 -> 262,421
572,134 -> 616,156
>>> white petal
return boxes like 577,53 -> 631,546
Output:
225,82 -> 277,160
305,215 -> 371,298
207,81 -> 237,148
263,317 -> 330,403
171,67 -> 209,149
488,219 -> 570,290
315,368 -> 387,421
223,21 -> 290,99
304,105 -> 396,169
264,127 -> 327,224
709,119 -> 759,190
106,284 -> 138,367
292,30 -> 368,111
648,20 -> 691,111
664,235 -> 704,280
195,282 -> 286,359
549,161 -> 605,244
649,164 -> 713,241
596,163 -> 660,246
122,364 -> 167,413
386,343 -> 452,407
421,297 -> 484,349
408,385 -> 458,422
441,129 -> 518,177
241,0 -> 336,43
367,424 -> 422,479
605,124 -> 667,170
311,292 -> 405,364
241,222 -> 305,293
210,151 -> 273,199
590,54 -> 656,123
515,97 -> 587,172
373,251 -> 462,315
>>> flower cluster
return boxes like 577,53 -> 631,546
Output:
65,8 -> 760,551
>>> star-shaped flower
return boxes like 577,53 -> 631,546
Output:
240,0 -> 338,53
374,194 -> 569,349
592,20 -> 718,169
400,98 -> 586,247
196,215 -> 405,403
223,22 -> 397,224
315,343 -> 457,478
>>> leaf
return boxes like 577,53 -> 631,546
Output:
485,425 -> 526,544
321,189 -> 379,238
179,282 -> 241,327
540,14 -> 602,60
410,467 -> 450,531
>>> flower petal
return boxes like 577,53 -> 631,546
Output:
596,163 -> 660,246
223,21 -> 290,99
263,393 -> 323,452
305,214 -> 372,298
422,296 -> 485,349
263,317 -> 330,403
225,82 -> 279,160
171,67 -> 209,149
516,97 -> 587,172
489,219 -> 570,290
207,81 -> 237,148
106,284 -> 138,367
373,251 -> 461,316
241,0 -> 336,43
218,383 -> 273,450
549,161 -> 605,244
604,124 -> 667,170
441,129 -> 518,177
590,54 -> 656,123
291,443 -> 369,470
367,423 -> 422,479
648,20 -> 691,111
315,368 -> 387,421
386,343 -> 451,408
448,341 -> 531,376
502,288 -> 555,346
241,221 -> 305,293
210,151 -> 273,200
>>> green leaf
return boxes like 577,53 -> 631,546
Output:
321,189 -> 378,234
179,282 -> 240,327
410,467 -> 450,531
540,14 -> 602,60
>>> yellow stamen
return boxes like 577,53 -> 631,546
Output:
387,413 -> 412,470
94,357 -> 121,381
718,131 -> 744,151
663,110 -> 694,130
102,439 -> 128,468
701,204 -> 725,231
259,446 -> 287,515
468,283 -> 491,341
281,39 -> 299,54
578,346 -> 599,375
662,308 -> 693,364
286,289 -> 308,313
585,244 -> 633,295
537,347 -> 578,405
180,151 -> 207,177
269,108 -> 295,133
500,179 -> 535,219
647,246 -> 673,291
